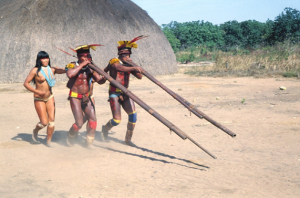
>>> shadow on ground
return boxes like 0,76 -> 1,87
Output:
96,133 -> 209,171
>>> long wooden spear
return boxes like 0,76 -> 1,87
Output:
123,60 -> 236,138
88,63 -> 217,159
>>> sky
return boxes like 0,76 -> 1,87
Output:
131,0 -> 300,26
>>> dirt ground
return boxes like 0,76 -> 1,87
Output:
0,72 -> 299,198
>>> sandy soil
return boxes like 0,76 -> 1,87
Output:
0,72 -> 299,198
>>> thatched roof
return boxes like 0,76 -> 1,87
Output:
0,0 -> 177,83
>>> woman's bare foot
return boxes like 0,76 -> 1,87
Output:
31,129 -> 41,144
46,142 -> 54,148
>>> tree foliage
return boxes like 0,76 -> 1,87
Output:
220,20 -> 243,48
162,27 -> 181,52
162,20 -> 224,50
162,7 -> 300,53
269,7 -> 300,44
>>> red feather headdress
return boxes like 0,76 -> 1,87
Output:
117,35 -> 148,51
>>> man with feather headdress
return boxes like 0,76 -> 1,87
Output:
102,36 -> 147,146
65,44 -> 106,148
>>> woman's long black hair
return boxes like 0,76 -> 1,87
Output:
32,51 -> 51,84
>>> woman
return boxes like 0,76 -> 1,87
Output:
23,51 -> 66,147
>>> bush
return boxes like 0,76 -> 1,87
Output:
200,47 -> 208,55
189,53 -> 196,62
243,50 -> 250,55
283,71 -> 298,77
177,52 -> 196,63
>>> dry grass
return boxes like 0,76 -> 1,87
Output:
184,43 -> 300,78
215,51 -> 300,72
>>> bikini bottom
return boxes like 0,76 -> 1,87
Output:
34,94 -> 54,102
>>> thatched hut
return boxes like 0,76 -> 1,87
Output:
0,0 -> 177,83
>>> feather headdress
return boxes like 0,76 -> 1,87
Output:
71,44 -> 103,54
117,35 -> 148,54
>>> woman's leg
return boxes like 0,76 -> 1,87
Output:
45,97 -> 55,147
33,100 -> 49,143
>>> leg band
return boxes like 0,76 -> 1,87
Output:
48,122 -> 55,127
86,135 -> 95,140
88,121 -> 97,129
37,122 -> 46,128
86,135 -> 95,146
128,112 -> 137,124
72,123 -> 81,132
110,119 -> 121,126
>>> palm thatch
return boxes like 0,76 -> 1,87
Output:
0,0 -> 177,83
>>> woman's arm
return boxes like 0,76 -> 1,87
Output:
23,68 -> 46,96
53,67 -> 67,74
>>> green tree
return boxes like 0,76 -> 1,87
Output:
220,20 -> 243,49
162,27 -> 181,52
269,7 -> 300,44
240,20 -> 265,48
162,7 -> 300,53
261,19 -> 274,45
162,20 -> 224,50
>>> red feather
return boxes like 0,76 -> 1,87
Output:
53,45 -> 75,57
69,47 -> 77,53
129,35 -> 148,44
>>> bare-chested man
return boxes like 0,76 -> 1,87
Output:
102,36 -> 147,146
66,44 -> 106,148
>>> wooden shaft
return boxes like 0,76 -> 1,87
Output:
88,63 -> 216,159
185,134 -> 217,159
88,63 -> 186,140
177,97 -> 236,137
124,60 -> 236,137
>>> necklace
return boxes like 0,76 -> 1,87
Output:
40,65 -> 56,87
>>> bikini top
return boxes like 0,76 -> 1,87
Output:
40,65 -> 56,87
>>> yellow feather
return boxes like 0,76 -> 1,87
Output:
130,43 -> 138,49
90,46 -> 97,51
66,63 -> 75,69
118,40 -> 138,49
74,45 -> 89,51
109,58 -> 120,65
118,41 -> 126,46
